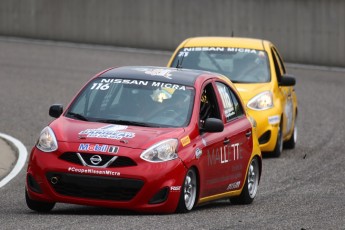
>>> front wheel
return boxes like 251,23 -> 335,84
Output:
176,168 -> 197,213
25,190 -> 55,212
230,157 -> 260,205
271,123 -> 283,157
284,117 -> 297,149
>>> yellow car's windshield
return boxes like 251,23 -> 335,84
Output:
171,47 -> 270,83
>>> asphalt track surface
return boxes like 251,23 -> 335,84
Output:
0,38 -> 344,229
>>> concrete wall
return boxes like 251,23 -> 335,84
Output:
0,0 -> 344,67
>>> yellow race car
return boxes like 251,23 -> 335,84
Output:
168,37 -> 297,157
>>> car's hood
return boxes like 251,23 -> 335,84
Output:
234,83 -> 272,102
50,117 -> 185,150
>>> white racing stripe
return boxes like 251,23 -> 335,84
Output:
0,133 -> 28,188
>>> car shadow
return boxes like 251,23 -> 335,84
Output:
22,199 -> 237,216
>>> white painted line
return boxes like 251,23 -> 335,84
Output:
0,133 -> 28,188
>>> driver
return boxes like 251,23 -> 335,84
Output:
163,90 -> 190,123
164,91 -> 190,118
145,89 -> 191,126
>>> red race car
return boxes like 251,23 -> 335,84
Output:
26,66 -> 262,213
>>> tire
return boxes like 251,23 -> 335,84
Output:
284,117 -> 297,149
25,190 -> 55,212
230,157 -> 260,205
176,168 -> 197,213
271,123 -> 283,157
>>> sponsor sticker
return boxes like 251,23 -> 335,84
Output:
180,136 -> 191,147
134,68 -> 175,79
78,143 -> 119,154
170,186 -> 181,192
226,181 -> 241,191
207,143 -> 241,166
268,115 -> 280,125
68,167 -> 120,176
93,78 -> 186,91
182,47 -> 257,54
108,146 -> 119,154
79,125 -> 135,140
101,78 -> 149,85
195,148 -> 202,159
78,143 -> 108,152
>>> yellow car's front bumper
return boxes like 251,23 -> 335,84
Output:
247,108 -> 281,152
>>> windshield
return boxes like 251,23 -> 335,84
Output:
66,78 -> 194,128
171,47 -> 270,83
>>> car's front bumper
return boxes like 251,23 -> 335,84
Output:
247,108 -> 281,153
26,147 -> 187,213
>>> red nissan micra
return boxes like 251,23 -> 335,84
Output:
26,66 -> 262,213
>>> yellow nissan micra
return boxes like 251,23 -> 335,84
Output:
168,37 -> 297,157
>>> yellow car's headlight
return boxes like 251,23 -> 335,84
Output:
247,91 -> 273,111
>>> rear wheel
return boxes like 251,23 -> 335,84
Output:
230,157 -> 260,204
176,168 -> 197,213
25,190 -> 55,212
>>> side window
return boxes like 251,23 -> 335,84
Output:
216,82 -> 236,121
229,90 -> 244,117
216,82 -> 245,121
199,83 -> 221,127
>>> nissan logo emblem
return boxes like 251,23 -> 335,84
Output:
90,155 -> 102,165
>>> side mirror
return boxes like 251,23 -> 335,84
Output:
49,104 -> 63,118
202,118 -> 224,133
279,74 -> 296,87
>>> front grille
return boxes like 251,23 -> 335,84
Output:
47,172 -> 144,201
59,152 -> 137,167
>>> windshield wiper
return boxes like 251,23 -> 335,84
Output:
66,112 -> 89,121
231,80 -> 259,84
97,119 -> 153,127
229,80 -> 243,83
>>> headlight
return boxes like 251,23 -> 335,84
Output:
247,91 -> 273,111
36,126 -> 58,152
140,139 -> 178,162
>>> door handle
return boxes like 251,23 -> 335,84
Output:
246,130 -> 252,138
223,138 -> 230,145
